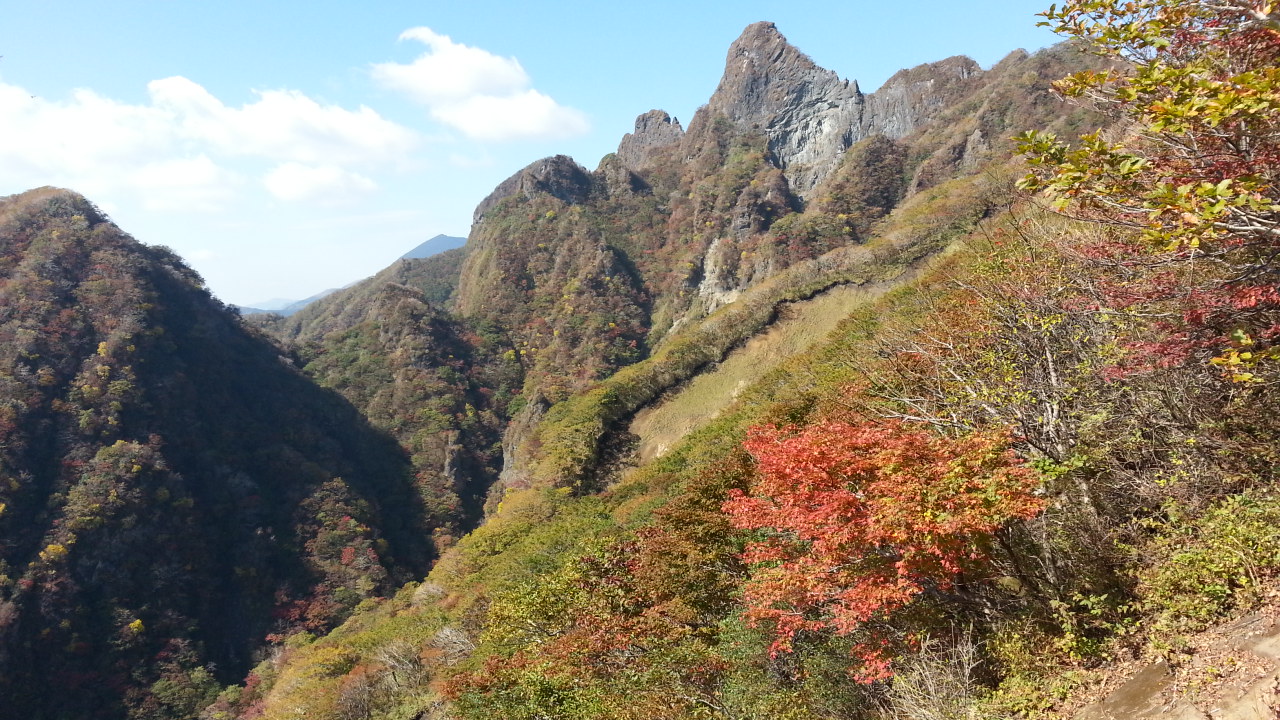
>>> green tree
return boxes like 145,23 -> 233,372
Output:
1018,0 -> 1280,379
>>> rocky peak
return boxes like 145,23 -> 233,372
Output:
685,23 -> 1008,200
616,110 -> 684,171
864,55 -> 984,137
696,22 -> 866,198
472,155 -> 593,223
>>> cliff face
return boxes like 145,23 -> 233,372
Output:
864,55 -> 984,138
684,22 -> 1002,198
698,21 -> 867,198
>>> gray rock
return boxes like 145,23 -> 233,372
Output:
691,22 -> 989,199
700,22 -> 867,199
862,55 -> 982,139
617,110 -> 684,171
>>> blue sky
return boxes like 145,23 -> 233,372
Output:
0,0 -> 1061,306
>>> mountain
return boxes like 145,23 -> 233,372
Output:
213,21 -> 1133,719
237,234 -> 463,319
275,288 -> 340,316
252,244 -> 516,540
3,23 -> 1107,719
0,188 -> 441,719
227,11 -> 1280,718
237,288 -> 340,317
452,25 -> 1104,493
10,9 -> 1277,720
400,233 -> 466,260
242,297 -> 297,312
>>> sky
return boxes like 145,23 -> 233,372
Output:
0,0 -> 1062,307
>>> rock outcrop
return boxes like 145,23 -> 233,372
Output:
862,55 -> 983,138
616,110 -> 684,171
455,22 -> 1102,492
696,21 -> 867,198
665,22 -> 1006,199
473,155 -> 594,223
1075,612 -> 1280,720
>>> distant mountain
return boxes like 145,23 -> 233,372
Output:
276,288 -> 339,315
238,288 -> 340,317
244,296 -> 297,312
401,233 -> 466,260
236,235 -> 462,317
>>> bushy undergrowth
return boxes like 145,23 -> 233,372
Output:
1138,491 -> 1280,648
222,3 -> 1280,718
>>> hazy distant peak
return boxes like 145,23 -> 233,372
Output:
401,233 -> 466,260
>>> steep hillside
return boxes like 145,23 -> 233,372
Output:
292,285 -> 519,538
449,27 -> 1105,493
0,189 -> 436,719
229,201 -> 1280,720
227,4 -> 1280,718
259,246 -> 519,542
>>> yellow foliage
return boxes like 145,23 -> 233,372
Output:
40,543 -> 69,563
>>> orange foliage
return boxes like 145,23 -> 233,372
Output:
725,420 -> 1043,680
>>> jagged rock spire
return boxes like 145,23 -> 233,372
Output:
697,21 -> 867,197
616,110 -> 684,171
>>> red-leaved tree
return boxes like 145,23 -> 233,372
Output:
724,420 -> 1043,681
1018,0 -> 1280,381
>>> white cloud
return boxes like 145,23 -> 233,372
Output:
263,162 -> 377,203
0,76 -> 417,213
432,89 -> 589,142
373,27 -> 528,104
149,77 -> 419,166
372,26 -> 589,142
0,84 -> 179,198
131,154 -> 242,212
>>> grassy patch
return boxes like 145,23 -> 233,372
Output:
630,281 -> 900,462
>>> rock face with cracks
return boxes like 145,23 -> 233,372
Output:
700,21 -> 868,198
676,22 -> 991,198
616,110 -> 685,171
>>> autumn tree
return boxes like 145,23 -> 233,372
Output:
1018,0 -> 1280,380
724,420 -> 1043,681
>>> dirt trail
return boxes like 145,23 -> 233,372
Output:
1074,594 -> 1280,720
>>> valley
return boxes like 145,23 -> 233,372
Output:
1,3 -> 1279,719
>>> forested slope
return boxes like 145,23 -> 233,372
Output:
6,2 -> 1278,718
229,3 -> 1280,719
0,189 -> 438,719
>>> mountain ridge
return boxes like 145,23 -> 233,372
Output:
0,18 -> 1144,720
0,187 -> 438,718
400,233 -> 466,260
